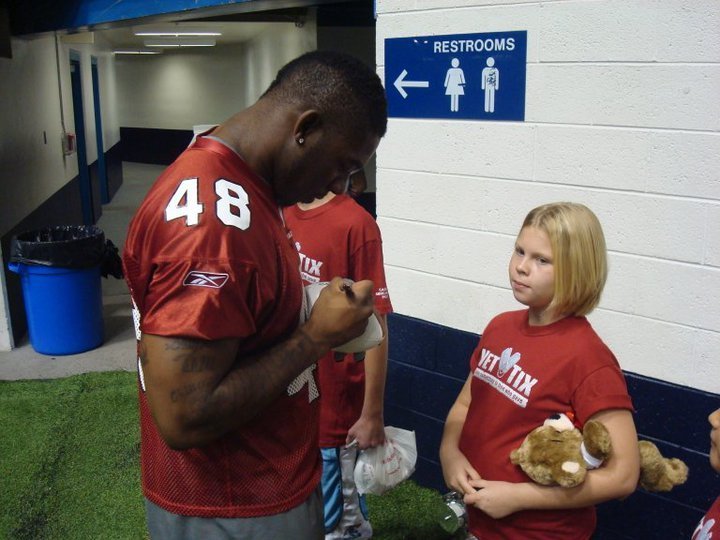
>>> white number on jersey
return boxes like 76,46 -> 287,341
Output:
164,178 -> 251,230
216,179 -> 251,230
165,178 -> 204,226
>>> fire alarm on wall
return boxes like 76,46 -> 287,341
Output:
62,131 -> 76,155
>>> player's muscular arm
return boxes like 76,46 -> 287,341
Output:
141,277 -> 374,450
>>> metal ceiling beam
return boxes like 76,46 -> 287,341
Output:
7,0 -> 363,37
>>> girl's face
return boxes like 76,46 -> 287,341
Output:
710,408 -> 720,473
509,226 -> 557,326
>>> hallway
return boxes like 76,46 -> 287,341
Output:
0,162 -> 164,380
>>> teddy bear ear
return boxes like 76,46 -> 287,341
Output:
543,413 -> 575,432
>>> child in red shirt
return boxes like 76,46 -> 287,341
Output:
440,202 -> 640,539
692,408 -> 720,539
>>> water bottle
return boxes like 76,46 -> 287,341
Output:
437,490 -> 467,535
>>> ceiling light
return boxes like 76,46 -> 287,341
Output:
134,26 -> 222,37
144,37 -> 217,48
113,49 -> 162,55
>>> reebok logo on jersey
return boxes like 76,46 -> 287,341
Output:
183,271 -> 229,288
473,347 -> 538,408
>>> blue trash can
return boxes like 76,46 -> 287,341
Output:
8,263 -> 104,355
8,225 -> 108,355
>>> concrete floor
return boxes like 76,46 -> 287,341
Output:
0,162 -> 165,380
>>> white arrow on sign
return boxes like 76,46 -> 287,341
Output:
393,69 -> 430,99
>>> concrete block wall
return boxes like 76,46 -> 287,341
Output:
375,0 -> 719,537
376,0 -> 719,394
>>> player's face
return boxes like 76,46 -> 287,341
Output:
509,226 -> 557,325
275,121 -> 379,207
710,408 -> 720,472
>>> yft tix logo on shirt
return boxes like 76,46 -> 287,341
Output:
474,347 -> 538,407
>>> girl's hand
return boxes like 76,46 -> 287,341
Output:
465,479 -> 522,519
441,449 -> 481,496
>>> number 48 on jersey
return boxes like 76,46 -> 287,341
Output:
165,177 -> 251,230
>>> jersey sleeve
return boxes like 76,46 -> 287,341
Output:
138,256 -> 261,341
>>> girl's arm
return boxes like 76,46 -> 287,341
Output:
466,408 -> 640,518
440,374 -> 482,495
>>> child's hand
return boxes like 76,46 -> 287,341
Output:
465,479 -> 521,519
441,450 -> 481,496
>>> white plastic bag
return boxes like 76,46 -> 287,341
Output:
354,426 -> 418,495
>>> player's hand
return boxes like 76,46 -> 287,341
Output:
464,479 -> 521,519
303,277 -> 374,350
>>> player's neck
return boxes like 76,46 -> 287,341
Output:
297,192 -> 336,211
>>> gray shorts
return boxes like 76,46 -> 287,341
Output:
145,487 -> 324,540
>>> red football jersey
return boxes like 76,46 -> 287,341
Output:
123,136 -> 320,518
283,195 -> 392,447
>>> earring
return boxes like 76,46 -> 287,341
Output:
297,137 -> 305,145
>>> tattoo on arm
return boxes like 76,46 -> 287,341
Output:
169,379 -> 215,403
164,339 -> 205,351
180,355 -> 215,373
153,338 -> 218,372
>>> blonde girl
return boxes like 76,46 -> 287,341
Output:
440,202 -> 640,540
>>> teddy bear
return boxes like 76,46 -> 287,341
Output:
510,413 -> 688,492
509,413 -> 612,488
637,439 -> 689,492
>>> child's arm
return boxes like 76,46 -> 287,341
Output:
465,408 -> 640,519
440,374 -> 482,495
347,314 -> 388,449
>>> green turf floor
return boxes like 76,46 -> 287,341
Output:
0,371 -> 463,539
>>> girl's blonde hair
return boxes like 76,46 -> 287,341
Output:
521,202 -> 608,317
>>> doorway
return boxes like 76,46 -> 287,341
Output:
91,56 -> 109,204
69,50 -> 94,224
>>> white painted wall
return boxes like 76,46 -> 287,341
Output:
115,21 -> 317,130
375,0 -> 720,393
0,32 -> 121,350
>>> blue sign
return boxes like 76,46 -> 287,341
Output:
385,31 -> 527,121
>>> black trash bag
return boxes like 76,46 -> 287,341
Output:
101,238 -> 124,279
10,225 -> 123,279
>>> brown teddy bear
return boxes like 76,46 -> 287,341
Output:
637,440 -> 689,492
510,413 -> 688,492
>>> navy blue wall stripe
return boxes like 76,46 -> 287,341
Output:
120,127 -> 192,166
385,312 -> 719,538
106,141 -> 124,201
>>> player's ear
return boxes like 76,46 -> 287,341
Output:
349,169 -> 367,197
293,110 -> 321,145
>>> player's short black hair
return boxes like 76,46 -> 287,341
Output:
262,50 -> 387,138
